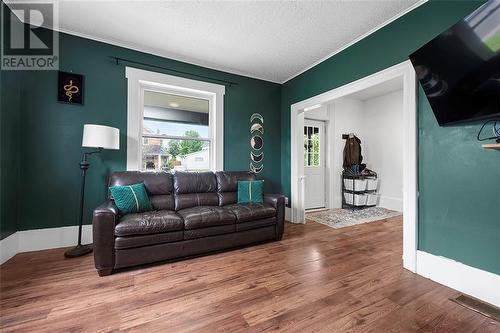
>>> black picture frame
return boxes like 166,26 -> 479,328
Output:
57,71 -> 84,105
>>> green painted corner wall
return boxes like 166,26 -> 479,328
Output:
0,6 -> 21,240
1,25 -> 281,235
280,0 -> 500,274
0,70 -> 22,239
418,86 -> 500,274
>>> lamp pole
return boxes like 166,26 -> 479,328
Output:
65,124 -> 119,257
64,148 -> 102,258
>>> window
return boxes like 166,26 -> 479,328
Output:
304,126 -> 320,167
126,67 -> 225,172
141,91 -> 210,172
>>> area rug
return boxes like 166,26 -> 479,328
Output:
305,207 -> 402,229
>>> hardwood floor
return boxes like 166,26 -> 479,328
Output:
1,216 -> 498,332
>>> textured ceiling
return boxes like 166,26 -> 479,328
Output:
15,0 -> 424,83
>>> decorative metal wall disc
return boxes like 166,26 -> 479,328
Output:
250,135 -> 263,150
250,163 -> 263,173
250,113 -> 264,173
250,123 -> 264,135
250,151 -> 264,163
250,113 -> 264,124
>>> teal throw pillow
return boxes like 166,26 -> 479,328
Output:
109,183 -> 152,214
237,180 -> 264,204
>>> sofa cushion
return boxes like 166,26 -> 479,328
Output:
216,171 -> 256,206
174,171 -> 217,194
177,206 -> 236,229
216,171 -> 256,192
175,193 -> 219,211
173,171 -> 219,210
109,183 -> 152,214
236,217 -> 276,232
223,203 -> 276,223
184,225 -> 235,240
109,171 -> 175,211
115,210 -> 183,236
115,231 -> 184,249
149,195 -> 175,211
237,180 -> 264,204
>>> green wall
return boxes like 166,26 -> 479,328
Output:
1,8 -> 22,239
1,21 -> 280,235
281,0 -> 499,274
0,70 -> 22,239
418,86 -> 499,274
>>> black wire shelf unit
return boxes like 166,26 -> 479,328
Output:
341,171 -> 378,211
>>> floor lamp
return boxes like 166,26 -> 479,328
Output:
65,124 -> 120,258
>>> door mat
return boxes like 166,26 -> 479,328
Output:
305,207 -> 401,229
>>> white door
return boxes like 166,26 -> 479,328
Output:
304,119 -> 325,210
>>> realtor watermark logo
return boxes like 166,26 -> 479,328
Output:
1,1 -> 59,70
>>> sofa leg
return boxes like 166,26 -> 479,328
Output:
97,268 -> 113,276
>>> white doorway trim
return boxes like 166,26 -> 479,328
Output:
290,60 -> 417,272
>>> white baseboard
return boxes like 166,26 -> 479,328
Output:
416,250 -> 500,308
334,195 -> 342,209
0,225 -> 93,265
18,225 -> 93,252
285,207 -> 292,222
0,233 -> 19,265
378,195 -> 403,212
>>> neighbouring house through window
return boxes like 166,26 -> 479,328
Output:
142,91 -> 210,172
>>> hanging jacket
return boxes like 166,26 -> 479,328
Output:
343,135 -> 363,169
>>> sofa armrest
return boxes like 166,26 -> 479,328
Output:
264,194 -> 285,240
92,200 -> 118,276
263,193 -> 284,208
94,200 -> 118,216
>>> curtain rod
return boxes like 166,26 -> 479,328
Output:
110,56 -> 237,87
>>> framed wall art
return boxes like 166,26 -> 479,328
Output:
58,71 -> 84,105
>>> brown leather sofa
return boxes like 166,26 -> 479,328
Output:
92,171 -> 285,276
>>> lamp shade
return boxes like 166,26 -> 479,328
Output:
82,124 -> 119,150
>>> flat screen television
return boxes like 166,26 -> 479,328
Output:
409,0 -> 500,126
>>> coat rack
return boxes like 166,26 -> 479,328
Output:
342,133 -> 355,139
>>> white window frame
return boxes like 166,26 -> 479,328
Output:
303,124 -> 321,167
125,67 -> 225,171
